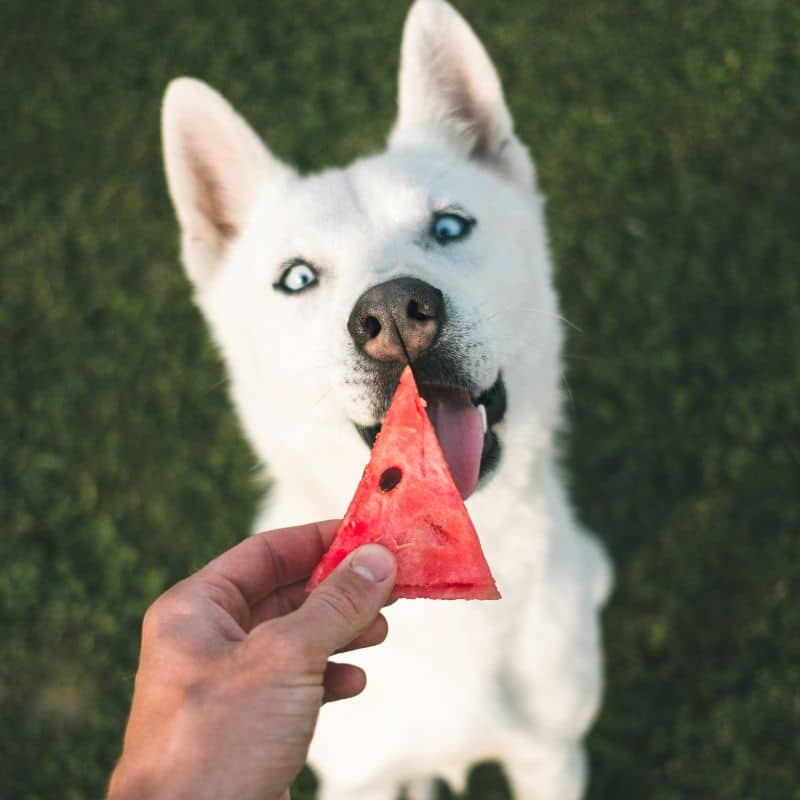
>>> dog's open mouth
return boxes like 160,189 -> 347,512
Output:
355,373 -> 506,500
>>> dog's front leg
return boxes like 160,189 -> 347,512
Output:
316,780 -> 400,800
504,740 -> 587,800
404,776 -> 440,800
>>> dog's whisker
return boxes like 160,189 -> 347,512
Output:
468,289 -> 585,337
557,314 -> 584,334
475,296 -> 545,326
480,302 -> 585,338
560,371 -> 575,412
309,383 -> 336,412
563,352 -> 649,366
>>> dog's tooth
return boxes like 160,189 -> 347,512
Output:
478,403 -> 488,433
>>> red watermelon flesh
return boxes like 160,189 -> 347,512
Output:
307,366 -> 500,601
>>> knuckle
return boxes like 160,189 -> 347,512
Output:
141,597 -> 168,639
315,579 -> 364,626
140,585 -> 193,641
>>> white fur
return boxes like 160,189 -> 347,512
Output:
162,1 -> 612,798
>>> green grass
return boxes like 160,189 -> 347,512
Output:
2,1 -> 798,797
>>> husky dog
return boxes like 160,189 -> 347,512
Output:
161,1 -> 611,797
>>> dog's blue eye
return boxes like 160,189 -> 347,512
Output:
275,261 -> 318,294
432,212 -> 474,245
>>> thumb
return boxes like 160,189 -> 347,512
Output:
277,544 -> 396,659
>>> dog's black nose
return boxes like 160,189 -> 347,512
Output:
348,277 -> 445,363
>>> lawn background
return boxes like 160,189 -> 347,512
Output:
2,0 -> 798,798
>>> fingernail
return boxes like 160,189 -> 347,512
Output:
350,544 -> 394,583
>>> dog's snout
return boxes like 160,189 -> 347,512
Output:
348,277 -> 445,363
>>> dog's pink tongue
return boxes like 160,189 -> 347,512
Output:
423,387 -> 483,500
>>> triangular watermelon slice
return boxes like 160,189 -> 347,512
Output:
307,366 -> 500,601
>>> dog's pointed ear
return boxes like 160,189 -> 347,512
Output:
389,0 -> 534,190
162,77 -> 295,287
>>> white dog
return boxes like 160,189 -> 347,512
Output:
161,1 -> 611,798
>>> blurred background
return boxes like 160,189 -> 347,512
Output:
2,0 -> 798,797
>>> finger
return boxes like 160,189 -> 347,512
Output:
323,661 -> 367,703
249,581 -> 309,628
268,544 -> 396,660
250,577 -> 389,649
198,520 -> 341,609
335,613 -> 388,654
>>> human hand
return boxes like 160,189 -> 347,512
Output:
108,521 -> 396,800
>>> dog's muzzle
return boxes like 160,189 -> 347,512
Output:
355,372 -> 506,499
348,276 -> 506,499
